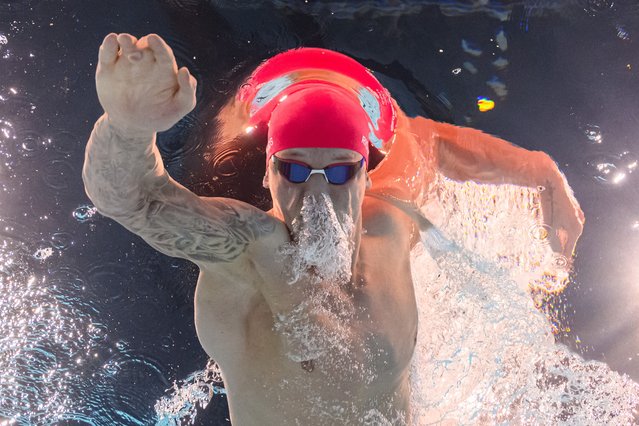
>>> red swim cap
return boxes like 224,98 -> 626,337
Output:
267,85 -> 370,162
238,48 -> 396,162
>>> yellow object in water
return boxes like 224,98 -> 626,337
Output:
477,97 -> 495,112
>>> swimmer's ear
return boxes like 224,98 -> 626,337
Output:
262,168 -> 270,189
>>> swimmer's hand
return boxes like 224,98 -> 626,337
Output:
539,165 -> 585,263
95,33 -> 197,137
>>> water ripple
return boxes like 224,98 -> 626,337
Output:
211,148 -> 241,178
50,232 -> 74,250
51,130 -> 81,156
86,262 -> 130,304
41,158 -> 75,191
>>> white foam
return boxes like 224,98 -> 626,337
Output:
155,177 -> 639,424
409,176 -> 639,424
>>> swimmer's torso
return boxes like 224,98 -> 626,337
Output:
194,195 -> 418,425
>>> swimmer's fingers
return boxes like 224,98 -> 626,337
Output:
145,34 -> 175,65
176,67 -> 197,113
539,169 -> 585,262
564,213 -> 584,259
98,33 -> 119,66
116,33 -> 149,63
117,33 -> 138,54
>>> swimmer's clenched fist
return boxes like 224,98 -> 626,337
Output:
96,33 -> 196,137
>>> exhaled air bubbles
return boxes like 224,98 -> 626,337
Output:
73,205 -> 98,223
155,360 -> 225,424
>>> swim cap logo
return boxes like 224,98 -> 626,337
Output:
266,136 -> 274,155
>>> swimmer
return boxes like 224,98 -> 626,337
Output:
83,33 -> 584,425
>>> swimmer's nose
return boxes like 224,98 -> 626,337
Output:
297,175 -> 333,198
304,172 -> 331,187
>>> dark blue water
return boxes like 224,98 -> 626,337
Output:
1,0 -> 638,424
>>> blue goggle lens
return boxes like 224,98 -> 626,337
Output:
274,157 -> 364,185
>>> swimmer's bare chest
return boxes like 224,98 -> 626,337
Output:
193,197 -> 418,424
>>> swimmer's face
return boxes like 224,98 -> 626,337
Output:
264,148 -> 371,228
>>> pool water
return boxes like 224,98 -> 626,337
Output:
1,0 -> 639,424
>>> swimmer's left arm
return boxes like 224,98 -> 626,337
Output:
428,118 -> 585,259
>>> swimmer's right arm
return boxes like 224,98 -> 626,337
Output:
83,34 -> 276,265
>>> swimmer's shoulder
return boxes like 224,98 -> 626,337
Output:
362,194 -> 414,236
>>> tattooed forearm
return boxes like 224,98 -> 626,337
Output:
83,114 -> 167,217
82,114 -> 276,264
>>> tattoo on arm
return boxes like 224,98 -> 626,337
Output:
137,197 -> 276,264
83,114 -> 276,264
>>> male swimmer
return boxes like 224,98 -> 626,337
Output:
83,33 -> 584,425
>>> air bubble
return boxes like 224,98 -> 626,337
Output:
33,247 -> 54,260
583,124 -> 603,144
50,232 -> 73,250
585,154 -> 628,184
529,224 -> 551,241
72,205 -> 97,223
552,254 -> 569,268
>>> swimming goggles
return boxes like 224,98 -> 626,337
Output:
272,156 -> 364,185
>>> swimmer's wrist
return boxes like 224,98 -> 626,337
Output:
102,113 -> 156,140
